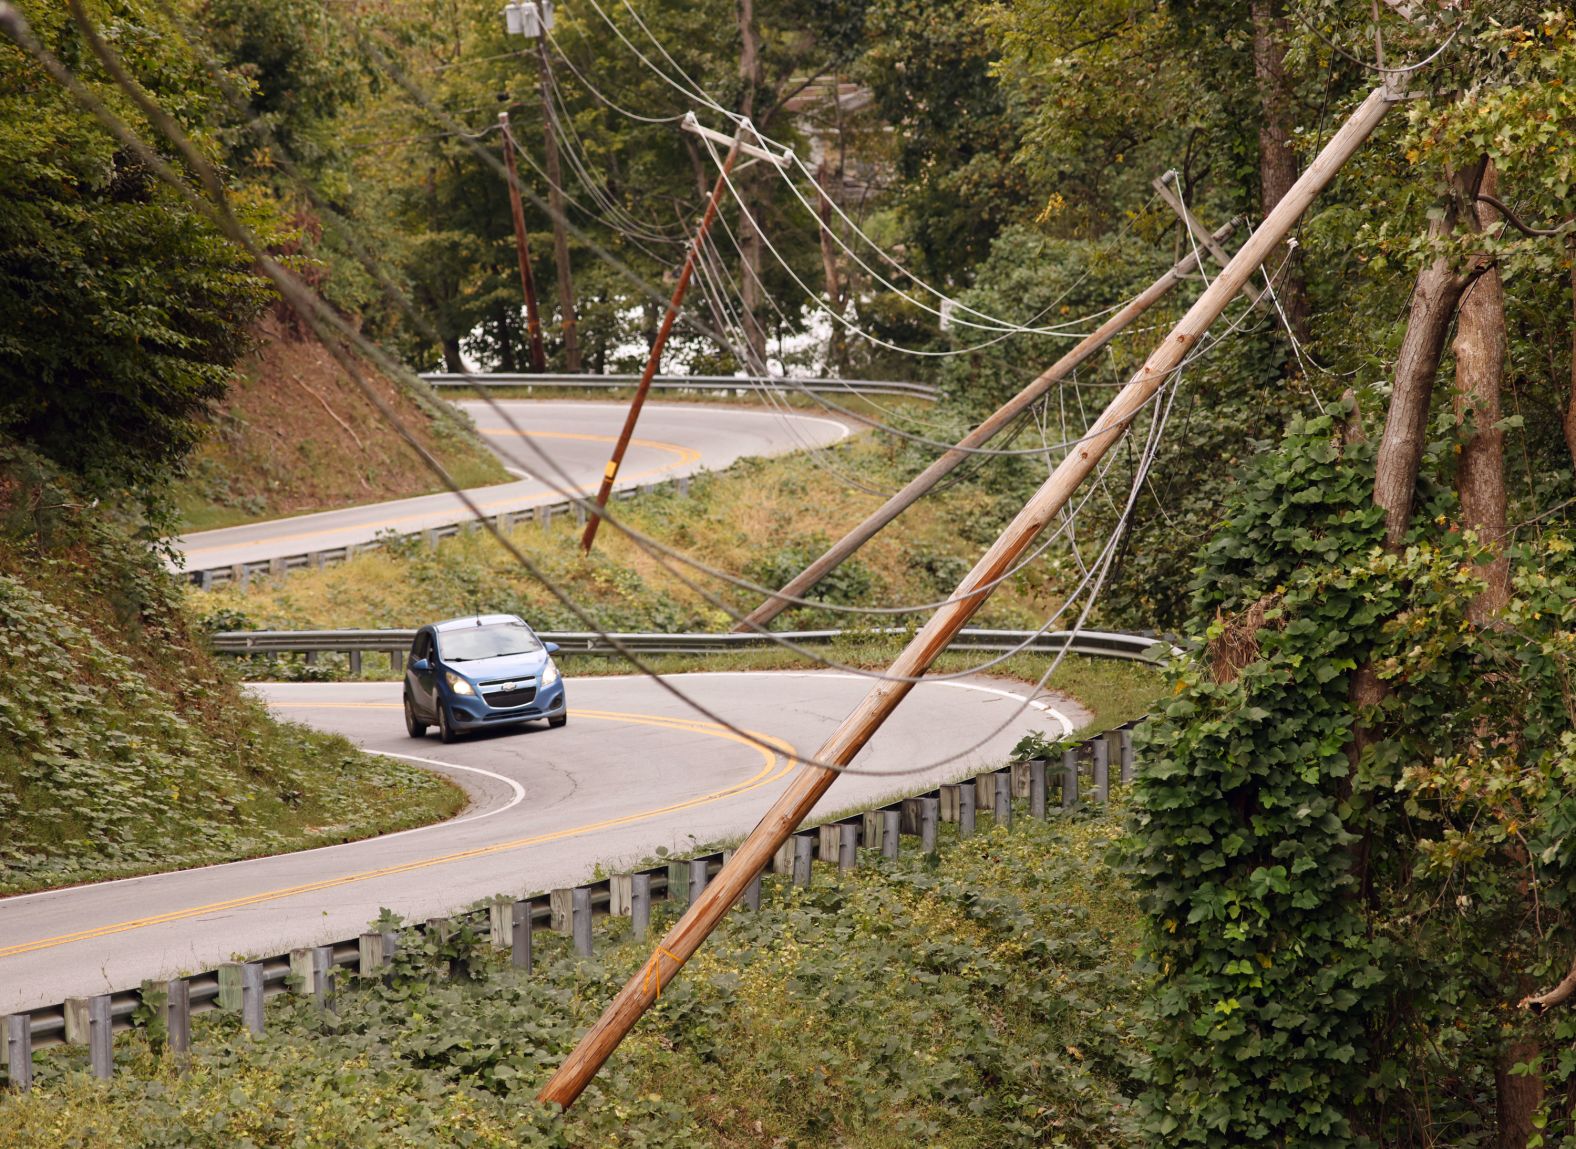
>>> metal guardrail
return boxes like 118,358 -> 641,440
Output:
208,627 -> 1172,673
2,723 -> 1140,1083
184,475 -> 685,590
420,372 -> 941,400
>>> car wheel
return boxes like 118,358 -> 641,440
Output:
438,704 -> 460,744
548,713 -> 567,729
404,694 -> 427,738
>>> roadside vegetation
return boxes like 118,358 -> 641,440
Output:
189,434 -> 1088,635
0,447 -> 465,896
1,807 -> 1143,1148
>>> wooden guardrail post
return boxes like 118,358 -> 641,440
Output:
550,888 -> 574,933
920,797 -> 939,856
939,783 -> 960,823
994,772 -> 1012,829
1029,760 -> 1047,819
1062,747 -> 1080,809
1092,742 -> 1110,804
1119,728 -> 1136,782
5,1013 -> 32,1092
609,876 -> 633,918
817,823 -> 840,864
959,784 -> 976,838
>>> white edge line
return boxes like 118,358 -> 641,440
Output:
0,750 -> 526,908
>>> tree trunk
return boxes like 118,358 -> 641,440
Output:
442,336 -> 463,374
1496,1031 -> 1545,1149
495,299 -> 517,373
815,159 -> 847,373
1372,163 -> 1487,549
1453,163 -> 1510,622
1250,0 -> 1310,344
1565,237 -> 1576,469
735,0 -> 768,374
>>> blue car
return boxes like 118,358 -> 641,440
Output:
403,614 -> 567,743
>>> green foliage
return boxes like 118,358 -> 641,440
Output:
0,0 -> 274,511
0,445 -> 463,893
4,809 -> 1145,1148
1124,409 -> 1576,1145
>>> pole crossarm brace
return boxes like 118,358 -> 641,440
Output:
680,111 -> 792,170
1151,173 -> 1267,314
539,77 -> 1405,1110
734,214 -> 1243,632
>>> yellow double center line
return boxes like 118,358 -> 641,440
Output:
0,708 -> 793,959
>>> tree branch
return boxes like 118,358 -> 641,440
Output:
1520,954 -> 1576,1014
1476,193 -> 1574,239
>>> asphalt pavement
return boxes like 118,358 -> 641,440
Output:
174,400 -> 852,572
0,671 -> 1085,1012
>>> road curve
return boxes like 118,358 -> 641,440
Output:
175,400 -> 852,572
0,671 -> 1086,1012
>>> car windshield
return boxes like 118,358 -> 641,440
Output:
437,622 -> 542,662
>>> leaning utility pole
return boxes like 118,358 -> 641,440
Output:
733,213 -> 1243,632
531,0 -> 581,372
499,114 -> 548,374
540,77 -> 1404,1109
580,116 -> 790,554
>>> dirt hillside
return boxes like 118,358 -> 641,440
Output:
175,316 -> 506,531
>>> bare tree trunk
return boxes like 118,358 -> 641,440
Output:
1372,162 -> 1487,549
1453,163 -> 1510,621
1250,0 -> 1310,343
735,0 -> 768,374
1496,1030 -> 1545,1149
442,336 -> 463,373
1566,237 -> 1576,469
815,159 -> 847,373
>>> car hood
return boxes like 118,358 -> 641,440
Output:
444,651 -> 549,681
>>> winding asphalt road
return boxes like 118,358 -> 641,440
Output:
175,400 -> 852,573
0,672 -> 1085,1013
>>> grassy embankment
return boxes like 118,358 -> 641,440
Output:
0,447 -> 466,896
194,432 -> 1165,730
172,317 -> 506,533
2,805 -> 1143,1148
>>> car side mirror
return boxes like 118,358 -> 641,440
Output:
544,642 -> 560,655
410,657 -> 430,672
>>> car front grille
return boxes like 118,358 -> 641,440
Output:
484,685 -> 537,708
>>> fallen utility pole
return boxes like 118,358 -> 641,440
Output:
580,119 -> 787,553
499,114 -> 548,374
540,78 -> 1403,1108
532,0 -> 581,372
733,212 -> 1242,633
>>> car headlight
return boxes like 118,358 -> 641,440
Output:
445,671 -> 475,696
541,659 -> 560,686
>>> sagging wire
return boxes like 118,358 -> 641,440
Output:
15,1 -> 1085,781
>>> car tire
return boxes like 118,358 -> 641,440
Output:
438,704 -> 460,744
404,693 -> 427,738
548,713 -> 567,729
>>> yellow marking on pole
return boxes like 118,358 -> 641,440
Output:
604,461 -> 619,481
0,712 -> 795,959
641,946 -> 682,1000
